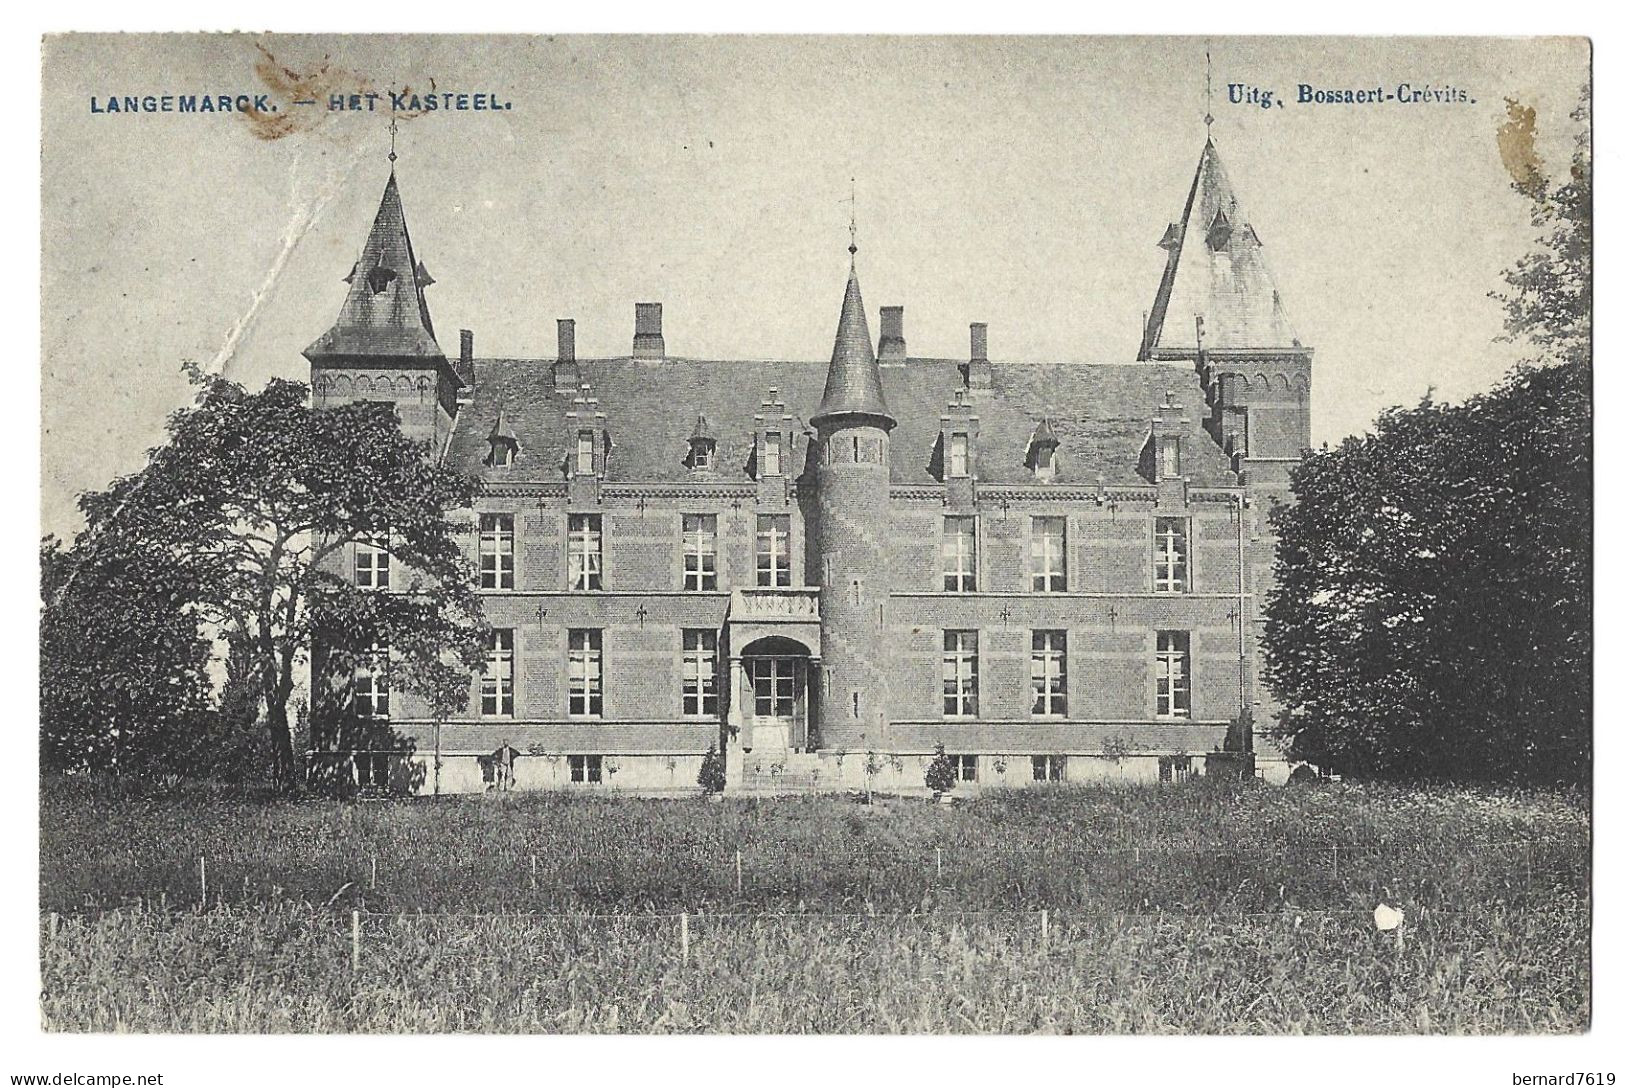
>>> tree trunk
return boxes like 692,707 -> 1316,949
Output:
268,696 -> 297,790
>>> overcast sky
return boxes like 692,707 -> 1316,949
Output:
40,35 -> 1588,539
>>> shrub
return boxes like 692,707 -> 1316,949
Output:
697,744 -> 726,794
925,744 -> 956,795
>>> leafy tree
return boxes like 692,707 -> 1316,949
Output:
66,366 -> 487,788
1264,87 -> 1589,785
1494,86 -> 1591,370
40,536 -> 214,776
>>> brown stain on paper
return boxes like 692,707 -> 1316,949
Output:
241,43 -> 440,142
1496,97 -> 1545,196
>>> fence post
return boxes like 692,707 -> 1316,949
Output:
370,855 -> 378,890
680,911 -> 690,965
351,909 -> 361,972
1040,908 -> 1049,951
199,856 -> 207,907
735,849 -> 743,896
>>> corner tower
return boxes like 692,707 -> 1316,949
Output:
304,170 -> 464,454
809,251 -> 896,753
1139,138 -> 1312,493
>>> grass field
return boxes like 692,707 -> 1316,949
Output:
38,777 -> 1590,1033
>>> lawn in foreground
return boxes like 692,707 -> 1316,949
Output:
38,778 -> 1589,1032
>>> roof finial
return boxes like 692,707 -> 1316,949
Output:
1204,46 -> 1215,141
388,111 -> 399,167
845,176 -> 859,265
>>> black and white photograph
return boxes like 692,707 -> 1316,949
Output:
20,25 -> 1599,1079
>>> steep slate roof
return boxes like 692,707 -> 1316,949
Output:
810,269 -> 894,427
446,355 -> 1236,488
305,172 -> 449,364
1138,139 -> 1300,357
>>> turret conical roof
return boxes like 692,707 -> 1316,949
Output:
810,268 -> 894,429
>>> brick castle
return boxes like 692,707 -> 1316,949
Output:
305,134 -> 1312,794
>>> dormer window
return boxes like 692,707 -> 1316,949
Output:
948,433 -> 970,477
1025,417 -> 1060,482
686,415 -> 717,471
486,408 -> 518,468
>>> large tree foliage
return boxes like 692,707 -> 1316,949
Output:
1263,88 -> 1590,785
55,367 -> 487,787
40,536 -> 214,776
1494,87 -> 1591,370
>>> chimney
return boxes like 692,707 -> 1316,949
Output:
878,306 -> 906,366
633,302 -> 664,359
553,318 -> 579,393
966,323 -> 992,390
459,329 -> 474,367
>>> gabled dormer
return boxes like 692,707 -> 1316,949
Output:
936,387 -> 980,482
565,385 -> 609,505
686,415 -> 717,472
485,406 -> 518,468
1024,417 -> 1061,482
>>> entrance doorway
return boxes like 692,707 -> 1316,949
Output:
739,635 -> 814,752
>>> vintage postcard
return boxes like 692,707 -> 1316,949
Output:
34,31 -> 1592,1065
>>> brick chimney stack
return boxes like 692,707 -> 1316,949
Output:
553,318 -> 579,393
877,306 -> 906,366
967,323 -> 992,390
459,329 -> 474,367
633,302 -> 665,359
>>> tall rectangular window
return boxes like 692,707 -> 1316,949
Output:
568,629 -> 604,717
481,629 -> 514,717
948,433 -> 970,477
479,514 -> 514,590
568,514 -> 603,591
1158,437 -> 1182,480
761,432 -> 782,477
354,536 -> 391,590
1156,631 -> 1192,719
575,430 -> 595,475
682,629 -> 719,716
1031,630 -> 1068,717
1029,516 -> 1067,592
941,516 -> 977,592
942,630 -> 979,717
1154,517 -> 1189,593
756,514 -> 792,588
683,514 -> 718,591
354,641 -> 390,718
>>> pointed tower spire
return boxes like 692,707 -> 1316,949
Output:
304,172 -> 448,364
810,265 -> 894,429
1138,139 -> 1301,359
